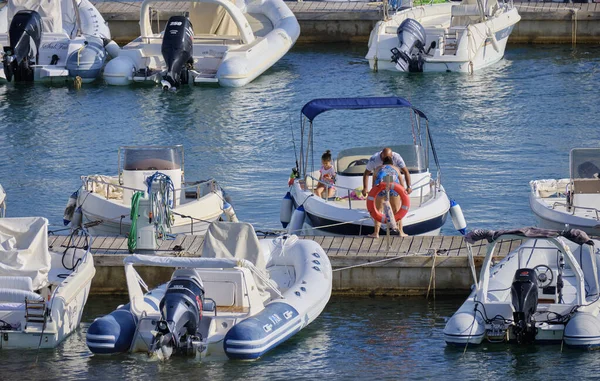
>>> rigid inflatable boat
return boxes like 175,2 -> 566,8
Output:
103,0 -> 300,89
0,0 -> 118,83
444,227 -> 600,348
86,222 -> 332,360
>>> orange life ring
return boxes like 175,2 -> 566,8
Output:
366,182 -> 410,223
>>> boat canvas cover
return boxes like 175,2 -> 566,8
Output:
301,97 -> 427,122
465,227 -> 594,246
202,221 -> 269,293
8,0 -> 63,33
0,217 -> 51,290
189,2 -> 239,36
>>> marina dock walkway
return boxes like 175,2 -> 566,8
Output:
93,1 -> 600,44
50,234 -> 523,296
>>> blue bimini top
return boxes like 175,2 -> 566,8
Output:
300,97 -> 428,122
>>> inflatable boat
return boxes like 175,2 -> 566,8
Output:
444,227 -> 600,348
103,0 -> 300,89
86,222 -> 332,360
0,0 -> 118,83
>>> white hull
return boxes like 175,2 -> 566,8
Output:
104,0 -> 299,87
366,3 -> 520,73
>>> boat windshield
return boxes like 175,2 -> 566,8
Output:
570,148 -> 600,179
337,145 -> 428,175
122,146 -> 182,171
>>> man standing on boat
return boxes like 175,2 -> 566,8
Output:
362,147 -> 412,197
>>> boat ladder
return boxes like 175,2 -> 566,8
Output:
443,31 -> 458,55
24,299 -> 47,331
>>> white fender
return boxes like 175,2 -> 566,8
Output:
104,39 -> 121,58
287,205 -> 305,235
449,199 -> 467,235
223,202 -> 239,223
103,56 -> 136,85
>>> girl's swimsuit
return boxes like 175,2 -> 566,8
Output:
374,165 -> 400,197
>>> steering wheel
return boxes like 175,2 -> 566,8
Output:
533,264 -> 554,288
347,159 -> 369,168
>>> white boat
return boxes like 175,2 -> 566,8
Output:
0,0 -> 119,83
103,0 -> 300,89
282,97 -> 456,236
0,216 -> 95,349
86,222 -> 332,360
65,145 -> 236,237
444,227 -> 600,348
530,148 -> 600,237
366,0 -> 520,73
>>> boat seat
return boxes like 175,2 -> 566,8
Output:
0,288 -> 43,303
0,276 -> 34,292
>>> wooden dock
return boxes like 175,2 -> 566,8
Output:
92,1 -> 600,44
50,234 -> 523,296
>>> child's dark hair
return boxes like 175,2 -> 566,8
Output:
382,156 -> 393,165
321,150 -> 332,162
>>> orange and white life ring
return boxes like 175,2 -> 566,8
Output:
366,182 -> 410,223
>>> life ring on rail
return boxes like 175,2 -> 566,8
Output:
366,182 -> 410,223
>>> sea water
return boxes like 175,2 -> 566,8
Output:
0,43 -> 599,378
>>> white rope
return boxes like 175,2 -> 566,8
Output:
241,260 -> 284,299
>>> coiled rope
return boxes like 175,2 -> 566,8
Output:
128,191 -> 144,253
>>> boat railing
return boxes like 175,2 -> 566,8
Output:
81,176 -> 219,204
551,201 -> 600,220
305,174 -> 432,210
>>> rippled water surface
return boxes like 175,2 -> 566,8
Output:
0,43 -> 600,378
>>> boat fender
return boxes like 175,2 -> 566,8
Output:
223,201 -> 239,223
103,56 -> 136,86
366,182 -> 410,223
287,205 -> 305,234
71,206 -> 83,229
63,191 -> 79,226
103,38 -> 121,59
449,199 -> 467,235
280,192 -> 293,228
86,308 -> 137,354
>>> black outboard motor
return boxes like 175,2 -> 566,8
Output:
153,269 -> 204,357
160,16 -> 194,91
390,18 -> 426,73
510,268 -> 539,344
3,10 -> 43,82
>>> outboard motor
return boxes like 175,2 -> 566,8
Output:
160,16 -> 194,91
2,10 -> 43,82
152,269 -> 205,358
510,268 -> 539,344
390,18 -> 426,73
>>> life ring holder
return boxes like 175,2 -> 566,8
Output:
366,182 -> 410,223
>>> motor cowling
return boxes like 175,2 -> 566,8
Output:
160,16 -> 194,90
391,18 -> 426,73
3,10 -> 43,82
155,268 -> 204,356
510,268 -> 539,344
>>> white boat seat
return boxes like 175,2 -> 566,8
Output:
0,276 -> 34,292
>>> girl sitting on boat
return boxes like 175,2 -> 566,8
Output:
315,150 -> 336,199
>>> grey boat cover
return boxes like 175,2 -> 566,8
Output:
202,221 -> 268,294
465,227 -> 594,246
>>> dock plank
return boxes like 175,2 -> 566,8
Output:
184,236 -> 205,256
398,236 -> 413,255
450,236 -> 464,256
347,236 -> 363,256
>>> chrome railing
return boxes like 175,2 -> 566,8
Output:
551,201 -> 600,220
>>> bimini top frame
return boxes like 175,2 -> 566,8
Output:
297,97 -> 439,181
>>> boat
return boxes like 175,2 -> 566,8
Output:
0,0 -> 119,83
0,216 -> 95,349
65,145 -> 237,237
281,97 -> 456,236
444,227 -> 600,348
530,148 -> 600,237
103,0 -> 300,89
365,0 -> 520,73
86,221 -> 332,360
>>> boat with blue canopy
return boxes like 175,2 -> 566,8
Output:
281,96 -> 459,236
